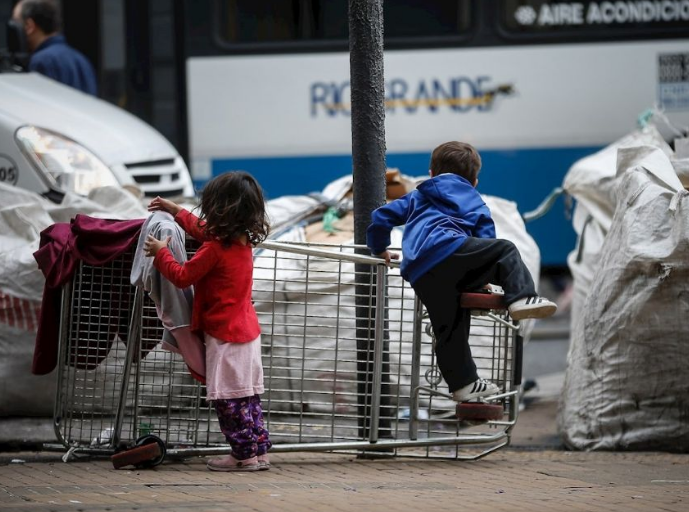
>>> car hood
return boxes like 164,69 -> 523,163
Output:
0,73 -> 177,166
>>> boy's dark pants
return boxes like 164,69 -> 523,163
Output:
412,238 -> 536,393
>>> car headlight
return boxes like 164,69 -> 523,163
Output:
15,126 -> 119,195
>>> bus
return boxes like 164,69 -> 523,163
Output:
7,0 -> 684,266
179,0 -> 689,266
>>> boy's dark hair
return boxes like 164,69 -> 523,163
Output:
429,141 -> 482,183
19,0 -> 61,34
197,171 -> 269,246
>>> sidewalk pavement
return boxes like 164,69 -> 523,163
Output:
1,396 -> 687,512
1,448 -> 687,512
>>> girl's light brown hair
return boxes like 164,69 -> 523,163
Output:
196,171 -> 269,246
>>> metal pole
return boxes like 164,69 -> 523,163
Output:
409,297 -> 424,440
165,431 -> 509,457
112,287 -> 143,448
349,0 -> 386,228
53,280 -> 73,446
369,265 -> 387,443
349,0 -> 388,441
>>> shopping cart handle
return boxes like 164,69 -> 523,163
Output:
522,187 -> 564,223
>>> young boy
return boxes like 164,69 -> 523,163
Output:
367,141 -> 556,402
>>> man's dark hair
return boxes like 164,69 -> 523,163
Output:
429,141 -> 482,183
19,0 -> 61,34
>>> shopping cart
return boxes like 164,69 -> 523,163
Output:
49,239 -> 522,465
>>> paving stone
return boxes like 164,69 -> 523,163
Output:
0,450 -> 687,511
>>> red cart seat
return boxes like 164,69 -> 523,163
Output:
459,292 -> 506,311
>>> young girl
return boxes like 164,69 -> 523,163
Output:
144,171 -> 271,472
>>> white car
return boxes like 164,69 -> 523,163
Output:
0,72 -> 194,199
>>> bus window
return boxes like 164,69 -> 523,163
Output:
215,1 -> 472,46
217,1 -> 301,44
500,0 -> 689,37
311,0 -> 472,40
384,0 -> 471,39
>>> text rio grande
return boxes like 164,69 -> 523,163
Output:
310,76 -> 506,117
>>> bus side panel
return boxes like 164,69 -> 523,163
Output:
187,40 -> 689,265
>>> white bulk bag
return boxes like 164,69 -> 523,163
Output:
564,126 -> 672,330
0,184 -> 146,417
559,146 -> 689,451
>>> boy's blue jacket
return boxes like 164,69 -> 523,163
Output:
367,174 -> 495,285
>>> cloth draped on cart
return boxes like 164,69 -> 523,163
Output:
130,212 -> 206,383
32,215 -> 144,375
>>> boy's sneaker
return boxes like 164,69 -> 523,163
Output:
452,378 -> 500,402
508,296 -> 557,321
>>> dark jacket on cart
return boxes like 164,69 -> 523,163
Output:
366,173 -> 496,285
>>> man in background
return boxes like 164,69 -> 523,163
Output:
12,0 -> 96,95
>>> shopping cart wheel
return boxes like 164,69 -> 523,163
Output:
111,435 -> 166,470
456,402 -> 503,422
